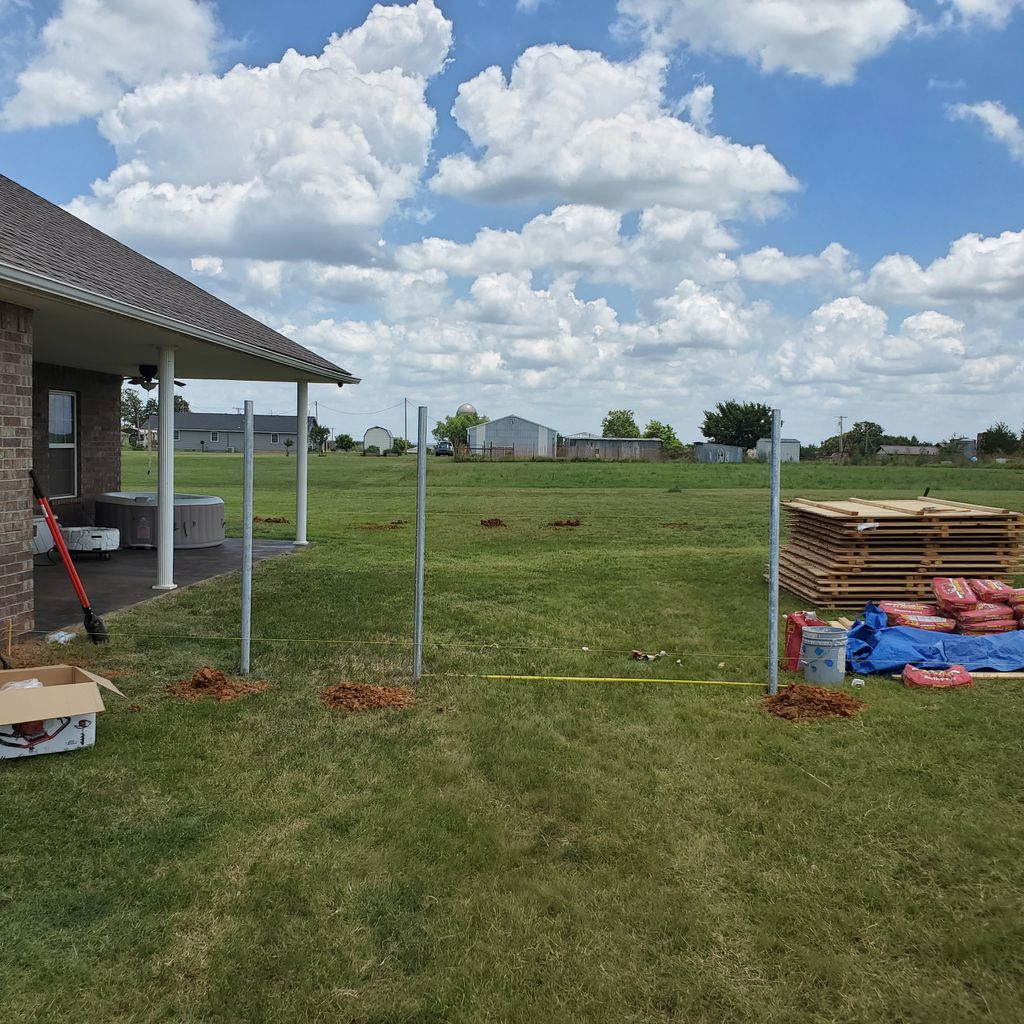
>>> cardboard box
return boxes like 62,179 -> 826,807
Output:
0,665 -> 126,760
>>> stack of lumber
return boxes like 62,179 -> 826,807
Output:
779,497 -> 1024,605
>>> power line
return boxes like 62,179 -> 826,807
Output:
315,399 -> 405,417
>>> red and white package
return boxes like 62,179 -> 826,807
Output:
932,577 -> 978,610
954,602 -> 1014,625
879,600 -> 939,621
968,579 -> 1015,603
959,619 -> 1017,635
1007,588 -> 1024,602
902,664 -> 973,688
890,613 -> 956,632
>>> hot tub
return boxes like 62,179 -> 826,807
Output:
95,492 -> 225,549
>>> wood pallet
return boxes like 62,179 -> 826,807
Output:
778,496 -> 1024,606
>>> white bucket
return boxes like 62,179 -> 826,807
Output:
800,626 -> 847,685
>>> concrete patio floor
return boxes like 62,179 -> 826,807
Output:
33,540 -> 296,633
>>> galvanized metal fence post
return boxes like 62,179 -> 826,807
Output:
768,408 -> 782,695
413,406 -> 427,680
240,400 -> 254,675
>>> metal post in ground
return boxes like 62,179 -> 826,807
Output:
768,407 -> 782,695
240,400 -> 254,675
413,405 -> 427,680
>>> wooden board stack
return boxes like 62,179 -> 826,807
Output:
779,497 -> 1024,606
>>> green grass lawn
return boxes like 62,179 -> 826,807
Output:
3,453 -> 1023,1023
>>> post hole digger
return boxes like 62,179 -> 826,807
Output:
30,470 -> 108,644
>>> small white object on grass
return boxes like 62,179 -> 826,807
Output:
851,677 -> 865,687
45,630 -> 75,644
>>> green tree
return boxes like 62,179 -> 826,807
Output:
284,438 -> 294,456
334,433 -> 354,451
433,410 -> 487,447
642,419 -> 680,446
391,437 -> 411,454
601,409 -> 640,438
977,422 -> 1019,455
121,388 -> 144,431
818,421 -> 886,458
309,420 -> 330,452
136,394 -> 189,424
700,401 -> 772,450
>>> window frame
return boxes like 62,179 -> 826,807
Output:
47,390 -> 78,499
173,429 -> 180,441
271,433 -> 279,444
210,431 -> 219,442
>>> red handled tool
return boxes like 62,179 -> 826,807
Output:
30,469 -> 108,643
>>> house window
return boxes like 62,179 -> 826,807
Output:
271,433 -> 279,444
210,431 -> 219,442
48,391 -> 77,498
173,430 -> 180,441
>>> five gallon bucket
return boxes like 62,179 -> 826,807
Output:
800,626 -> 847,685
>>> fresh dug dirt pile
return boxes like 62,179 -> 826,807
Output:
359,519 -> 407,531
253,515 -> 289,524
762,683 -> 865,722
320,682 -> 415,713
480,518 -> 507,528
167,666 -> 270,703
549,519 -> 582,528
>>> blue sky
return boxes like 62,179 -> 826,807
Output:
1,0 -> 1022,444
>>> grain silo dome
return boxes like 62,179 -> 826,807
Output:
457,403 -> 477,416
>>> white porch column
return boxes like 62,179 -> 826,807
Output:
154,346 -> 177,590
295,380 -> 309,546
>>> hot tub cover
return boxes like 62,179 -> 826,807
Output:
847,603 -> 1024,674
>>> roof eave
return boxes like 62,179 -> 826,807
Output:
0,260 -> 360,385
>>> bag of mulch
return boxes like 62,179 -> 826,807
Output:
959,619 -> 1018,635
954,602 -> 1015,625
968,579 -> 1015,603
932,577 -> 978,611
890,612 -> 956,632
879,601 -> 939,623
902,664 -> 973,689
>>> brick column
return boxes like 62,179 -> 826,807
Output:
0,301 -> 33,635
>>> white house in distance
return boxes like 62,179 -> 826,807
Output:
363,425 -> 394,452
145,411 -> 312,452
468,415 -> 558,457
756,437 -> 801,463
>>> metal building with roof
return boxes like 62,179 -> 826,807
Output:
756,438 -> 801,463
467,415 -> 558,457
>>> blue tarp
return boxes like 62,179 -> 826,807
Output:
847,603 -> 1024,674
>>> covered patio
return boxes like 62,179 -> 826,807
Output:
0,174 -> 359,636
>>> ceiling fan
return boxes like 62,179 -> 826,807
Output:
124,364 -> 187,392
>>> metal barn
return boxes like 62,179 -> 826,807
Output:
467,415 -> 558,457
756,438 -> 801,463
695,442 -> 744,464
363,425 -> 393,452
564,436 -> 664,461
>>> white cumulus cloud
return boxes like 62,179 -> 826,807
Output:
739,242 -> 855,285
65,0 -> 453,261
941,0 -> 1023,25
949,99 -> 1024,163
2,0 -> 218,129
615,0 -> 912,84
431,45 -> 797,214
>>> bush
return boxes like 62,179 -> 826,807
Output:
362,444 -> 380,457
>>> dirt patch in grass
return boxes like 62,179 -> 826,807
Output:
2,640 -> 61,670
167,666 -> 270,703
549,519 -> 582,528
662,522 -> 690,529
253,515 -> 289,523
320,682 -> 415,713
358,519 -> 407,531
763,683 -> 865,722
480,518 -> 507,528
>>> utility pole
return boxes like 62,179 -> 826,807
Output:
404,398 -> 408,442
837,416 -> 846,458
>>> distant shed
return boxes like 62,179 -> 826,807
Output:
695,442 -> 744,464
756,438 -> 801,463
564,436 -> 664,461
467,415 -> 558,457
363,425 -> 393,452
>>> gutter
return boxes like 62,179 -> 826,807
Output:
0,260 -> 361,385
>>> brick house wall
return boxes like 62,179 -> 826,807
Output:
32,363 -> 122,526
0,301 -> 33,634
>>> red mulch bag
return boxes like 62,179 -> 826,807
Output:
954,602 -> 1014,625
902,664 -> 973,688
890,613 -> 956,632
932,577 -> 978,610
879,601 -> 939,623
968,579 -> 1015,603
959,619 -> 1017,635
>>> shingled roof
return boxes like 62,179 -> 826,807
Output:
143,412 -> 313,433
0,174 -> 358,383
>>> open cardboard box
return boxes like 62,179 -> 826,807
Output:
0,664 -> 126,760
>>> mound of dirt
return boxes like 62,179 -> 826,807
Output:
663,522 -> 690,529
480,518 -> 507,528
359,520 -> 407,531
763,683 -> 865,722
168,666 -> 270,703
320,682 -> 415,713
253,515 -> 289,524
549,519 -> 582,528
